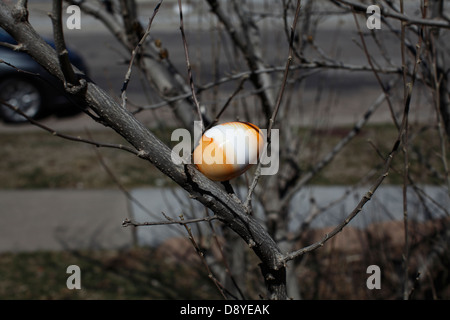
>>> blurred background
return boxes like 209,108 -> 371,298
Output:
0,0 -> 449,299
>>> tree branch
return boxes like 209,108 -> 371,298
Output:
0,2 -> 287,299
178,0 -> 203,131
206,0 -> 276,121
0,99 -> 139,156
244,0 -> 302,213
122,214 -> 218,227
120,0 -> 162,109
332,0 -> 450,29
279,77 -> 399,211
134,61 -> 401,112
282,6 -> 424,264
49,0 -> 79,88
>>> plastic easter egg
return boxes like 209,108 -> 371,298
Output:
193,121 -> 264,181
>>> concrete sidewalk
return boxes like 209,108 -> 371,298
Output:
1,186 -> 449,253
0,187 -> 202,253
0,189 -> 134,252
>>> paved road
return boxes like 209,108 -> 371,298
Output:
0,185 -> 448,252
3,0 -> 440,132
0,189 -> 133,252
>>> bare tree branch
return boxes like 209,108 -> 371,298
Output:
135,61 -> 401,112
206,0 -> 276,121
244,0 -> 302,213
0,1 -> 287,299
49,0 -> 80,89
351,8 -> 400,129
122,214 -> 218,227
2,0 -> 448,300
280,77 -> 399,211
178,0 -> 203,131
282,5 -> 424,265
179,214 -> 230,299
332,0 -> 450,29
120,0 -> 162,109
0,99 -> 139,156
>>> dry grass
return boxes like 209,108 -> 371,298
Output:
0,247 -> 220,300
0,124 -> 447,189
1,217 -> 448,299
0,129 -> 170,189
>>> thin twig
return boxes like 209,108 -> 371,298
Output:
179,214 -> 230,299
178,0 -> 203,131
207,0 -> 277,120
0,59 -> 39,76
282,137 -> 400,263
65,0 -> 129,49
0,99 -> 140,156
134,61 -> 401,113
268,0 -> 302,142
244,0 -> 302,213
279,77 -> 399,210
429,28 -> 450,195
401,0 -> 426,300
122,214 -> 218,227
400,0 -> 410,301
120,0 -> 163,109
332,0 -> 450,29
282,6 -> 424,266
407,272 -> 421,300
206,214 -> 246,300
370,136 -> 450,219
49,0 -> 78,86
351,9 -> 399,129
205,75 -> 249,131
0,41 -> 24,51
86,130 -> 159,219
288,167 -> 379,242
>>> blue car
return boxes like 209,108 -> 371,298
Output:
0,29 -> 88,123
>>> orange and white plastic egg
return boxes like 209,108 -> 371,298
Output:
193,121 -> 264,181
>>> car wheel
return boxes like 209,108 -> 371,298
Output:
0,77 -> 43,123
